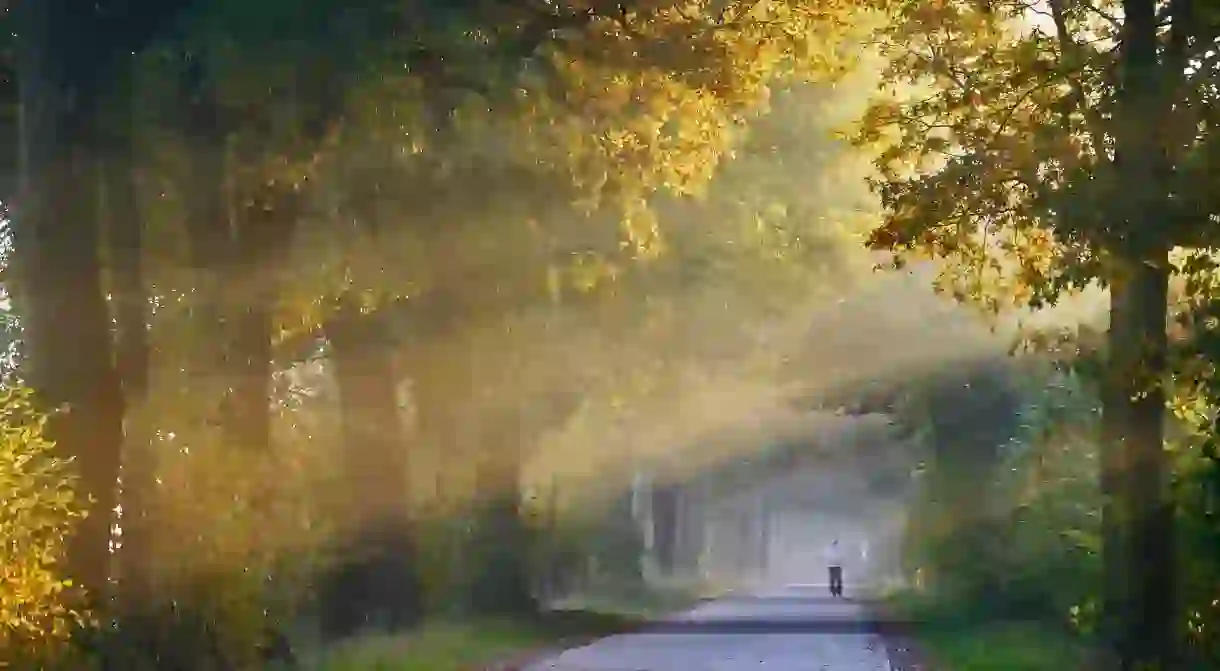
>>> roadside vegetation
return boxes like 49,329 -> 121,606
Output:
4,1 -> 1220,670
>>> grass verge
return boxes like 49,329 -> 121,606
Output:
546,576 -> 716,619
879,592 -> 1094,671
909,620 -> 1091,671
303,610 -> 643,671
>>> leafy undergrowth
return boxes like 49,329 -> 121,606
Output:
304,610 -> 643,671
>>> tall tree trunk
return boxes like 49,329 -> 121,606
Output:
99,60 -> 155,614
179,56 -> 248,446
467,388 -> 583,613
214,299 -> 274,452
1105,259 -> 1174,670
221,184 -> 297,453
675,482 -> 705,575
408,294 -> 478,505
179,59 -> 283,455
652,483 -> 680,575
391,293 -> 478,614
218,275 -> 274,452
318,299 -> 421,637
1101,2 -> 1178,668
12,0 -> 125,604
468,406 -> 537,615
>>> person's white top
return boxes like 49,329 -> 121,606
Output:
825,542 -> 844,567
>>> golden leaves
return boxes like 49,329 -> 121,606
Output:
0,388 -> 87,664
493,0 -> 866,238
177,0 -> 874,341
856,0 -> 1119,312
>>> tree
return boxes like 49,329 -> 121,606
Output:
855,1 -> 1219,667
318,298 -> 421,635
99,49 -> 158,619
895,359 -> 1024,602
0,387 -> 89,667
275,0 -> 877,617
8,0 -> 200,608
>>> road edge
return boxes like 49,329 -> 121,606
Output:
478,593 -> 726,671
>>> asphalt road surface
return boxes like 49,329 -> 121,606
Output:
526,585 -> 897,670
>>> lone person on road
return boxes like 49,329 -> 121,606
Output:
826,539 -> 845,598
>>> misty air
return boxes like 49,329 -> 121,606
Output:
0,2 -> 1215,671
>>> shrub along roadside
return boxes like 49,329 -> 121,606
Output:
0,387 -> 91,669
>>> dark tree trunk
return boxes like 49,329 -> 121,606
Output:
1104,258 -> 1174,670
652,484 -> 680,574
12,0 -> 126,604
468,390 -> 584,612
221,184 -> 299,452
178,61 -> 286,454
219,289 -> 274,452
407,294 -> 477,504
675,484 -> 705,573
468,407 -> 537,615
395,294 -> 479,613
178,58 -> 249,443
318,299 -> 421,637
1100,2 -> 1178,668
99,60 -> 155,614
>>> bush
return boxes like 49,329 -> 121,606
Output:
901,367 -> 1103,625
0,387 -> 89,667
117,433 -> 333,668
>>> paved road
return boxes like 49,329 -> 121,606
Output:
526,585 -> 896,670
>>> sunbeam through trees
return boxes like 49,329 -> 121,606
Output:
0,2 -> 1218,671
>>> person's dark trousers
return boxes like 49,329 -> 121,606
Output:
828,566 -> 843,597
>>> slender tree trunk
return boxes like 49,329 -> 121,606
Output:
319,299 -> 422,636
408,295 -> 477,504
411,350 -> 469,503
468,406 -> 537,614
468,388 -> 583,613
652,484 -> 679,574
12,0 -> 125,604
398,295 -> 480,612
99,61 -> 155,614
178,57 -> 247,443
221,184 -> 299,453
179,61 -> 286,454
219,286 -> 274,451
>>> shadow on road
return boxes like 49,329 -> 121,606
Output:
649,595 -> 915,635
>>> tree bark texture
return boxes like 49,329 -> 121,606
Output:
12,0 -> 126,604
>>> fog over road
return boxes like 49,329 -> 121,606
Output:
527,585 -> 896,671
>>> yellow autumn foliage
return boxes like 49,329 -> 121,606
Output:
267,0 -> 875,337
0,388 -> 89,666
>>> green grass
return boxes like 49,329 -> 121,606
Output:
883,591 -> 1093,671
911,621 -> 1090,671
303,611 -> 642,671
547,578 -> 714,619
299,577 -> 709,670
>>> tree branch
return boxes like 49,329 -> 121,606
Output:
1048,0 -> 1110,164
